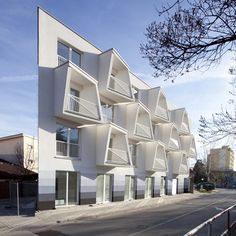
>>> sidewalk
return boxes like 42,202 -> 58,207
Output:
0,191 -> 208,235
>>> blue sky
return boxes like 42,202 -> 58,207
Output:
0,0 -> 234,155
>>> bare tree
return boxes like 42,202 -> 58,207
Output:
141,0 -> 236,80
15,143 -> 36,175
199,68 -> 236,143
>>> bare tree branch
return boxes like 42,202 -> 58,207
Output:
141,0 -> 236,80
15,143 -> 36,175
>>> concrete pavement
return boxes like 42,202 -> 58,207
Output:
1,190 -> 230,236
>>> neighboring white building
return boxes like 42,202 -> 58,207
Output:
0,133 -> 38,173
37,8 -> 197,210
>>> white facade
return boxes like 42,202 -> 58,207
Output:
38,8 -> 196,210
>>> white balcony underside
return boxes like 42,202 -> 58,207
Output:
65,94 -> 100,120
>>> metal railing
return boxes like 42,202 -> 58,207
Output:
56,141 -> 79,157
135,122 -> 152,138
154,158 -> 166,171
56,140 -> 67,156
184,204 -> 236,236
67,94 -> 100,119
58,55 -> 68,65
109,75 -> 131,97
156,106 -> 168,119
107,148 -> 130,165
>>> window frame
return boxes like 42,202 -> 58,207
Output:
56,123 -> 80,159
55,171 -> 80,206
57,40 -> 82,67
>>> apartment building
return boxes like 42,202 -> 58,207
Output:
207,146 -> 234,171
0,133 -> 38,173
37,8 -> 197,210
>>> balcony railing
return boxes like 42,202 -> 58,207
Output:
66,94 -> 100,120
135,123 -> 152,138
156,106 -> 168,119
154,158 -> 166,170
169,138 -> 179,149
56,141 -> 79,158
107,148 -> 130,165
109,75 -> 131,97
56,141 -> 67,156
58,55 -> 68,66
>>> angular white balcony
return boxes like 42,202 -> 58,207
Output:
54,62 -> 102,124
155,123 -> 180,151
167,151 -> 189,175
98,49 -> 134,102
180,135 -> 197,158
96,124 -> 132,167
170,108 -> 190,134
145,141 -> 168,172
138,87 -> 169,122
114,102 -> 153,141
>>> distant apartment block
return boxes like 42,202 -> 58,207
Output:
208,146 -> 234,171
0,133 -> 38,173
37,8 -> 197,210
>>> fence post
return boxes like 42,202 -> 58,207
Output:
16,182 -> 20,216
228,210 -> 231,230
208,222 -> 212,236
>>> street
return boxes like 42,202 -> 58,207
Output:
4,189 -> 236,236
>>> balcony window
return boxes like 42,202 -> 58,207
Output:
56,123 -> 79,158
101,102 -> 113,122
57,41 -> 81,67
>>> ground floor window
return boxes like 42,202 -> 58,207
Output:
145,177 -> 154,198
55,171 -> 79,206
124,175 -> 136,200
96,174 -> 113,203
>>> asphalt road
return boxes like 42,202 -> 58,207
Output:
34,189 -> 236,236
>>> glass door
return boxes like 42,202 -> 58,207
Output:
125,176 -> 136,200
96,174 -> 113,203
55,171 -> 67,206
105,175 -> 112,202
145,177 -> 154,198
68,172 -> 78,204
160,176 -> 166,196
96,174 -> 104,203
55,171 -> 78,206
